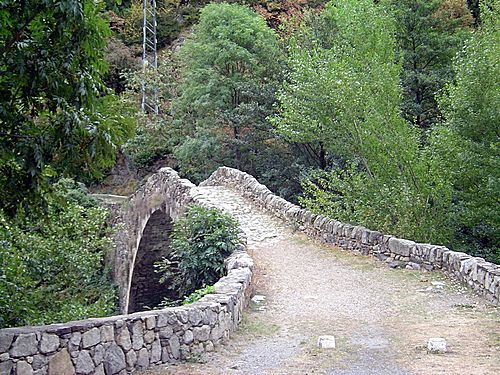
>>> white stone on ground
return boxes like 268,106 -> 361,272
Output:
427,338 -> 447,354
251,295 -> 266,304
317,336 -> 336,349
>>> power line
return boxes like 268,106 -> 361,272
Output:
141,0 -> 159,114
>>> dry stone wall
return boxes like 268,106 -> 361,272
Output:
201,166 -> 500,304
0,240 -> 253,375
0,168 -> 254,375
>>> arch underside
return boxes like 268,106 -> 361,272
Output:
128,209 -> 176,313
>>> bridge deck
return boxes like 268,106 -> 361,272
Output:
141,186 -> 499,375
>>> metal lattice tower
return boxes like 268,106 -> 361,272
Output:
141,0 -> 159,114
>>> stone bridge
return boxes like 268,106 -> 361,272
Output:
0,167 -> 498,375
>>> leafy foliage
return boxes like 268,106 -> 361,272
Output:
438,0 -> 499,262
0,180 -> 117,328
389,0 -> 472,129
156,205 -> 241,299
0,0 -> 134,216
182,285 -> 215,305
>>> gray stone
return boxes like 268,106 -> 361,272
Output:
150,340 -> 161,364
116,327 -> 131,351
94,363 -> 105,375
82,328 -> 100,349
48,349 -> 74,375
144,316 -> 156,330
75,351 -> 94,375
40,334 -> 60,354
388,237 -> 415,257
100,325 -> 114,342
193,326 -> 210,342
104,344 -> 125,375
0,352 -> 9,361
205,341 -> 214,352
183,330 -> 193,345
427,338 -> 447,354
0,360 -> 13,375
318,336 -> 336,349
131,321 -> 144,350
188,309 -> 202,325
69,332 -> 81,347
11,334 -> 38,357
0,333 -> 14,352
136,348 -> 149,369
93,344 -> 105,365
159,327 -> 173,340
125,350 -> 136,368
15,361 -> 33,375
32,355 -> 48,371
144,330 -> 155,345
169,336 -> 180,359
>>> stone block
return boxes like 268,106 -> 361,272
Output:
16,360 -> 33,375
388,238 -> 415,257
48,349 -> 74,375
11,333 -> 38,357
427,338 -> 447,354
104,343 -> 125,375
136,348 -> 149,369
75,350 -> 94,375
0,332 -> 14,352
82,328 -> 100,349
40,333 -> 60,354
168,336 -> 180,359
317,336 -> 336,349
100,325 -> 114,342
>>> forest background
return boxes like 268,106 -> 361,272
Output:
0,0 -> 497,328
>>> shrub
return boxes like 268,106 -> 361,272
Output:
0,180 -> 117,328
156,205 -> 241,300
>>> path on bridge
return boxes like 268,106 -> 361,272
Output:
142,185 -> 499,375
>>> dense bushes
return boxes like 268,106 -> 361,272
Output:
156,205 -> 241,305
0,180 -> 117,328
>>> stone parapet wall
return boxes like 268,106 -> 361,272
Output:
0,246 -> 253,375
0,167 -> 255,375
201,166 -> 500,304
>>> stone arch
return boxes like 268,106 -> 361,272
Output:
127,209 -> 177,313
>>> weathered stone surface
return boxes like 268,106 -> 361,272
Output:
136,348 -> 149,369
48,349 -> 74,375
193,326 -> 210,342
104,343 -> 126,375
188,309 -> 202,326
32,354 -> 47,371
318,336 -> 336,349
183,330 -> 193,345
0,360 -> 13,375
100,325 -> 114,343
75,350 -> 94,375
40,333 -> 60,354
16,360 -> 33,375
427,338 -> 447,354
93,344 -> 105,365
69,332 -> 81,347
168,336 -> 180,359
0,332 -> 14,352
82,328 -> 100,349
131,321 -> 144,350
125,350 -> 137,368
144,330 -> 155,345
0,352 -> 8,361
159,327 -> 173,340
11,333 -> 38,357
116,327 -> 132,351
150,340 -> 161,364
145,316 -> 156,330
94,363 -> 105,375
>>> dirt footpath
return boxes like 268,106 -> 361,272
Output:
140,187 -> 500,375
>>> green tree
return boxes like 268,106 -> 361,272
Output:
0,0 -> 133,215
174,2 -> 283,176
0,179 -> 117,328
439,0 -> 499,261
389,0 -> 472,129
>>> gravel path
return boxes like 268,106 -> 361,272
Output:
141,186 -> 500,375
